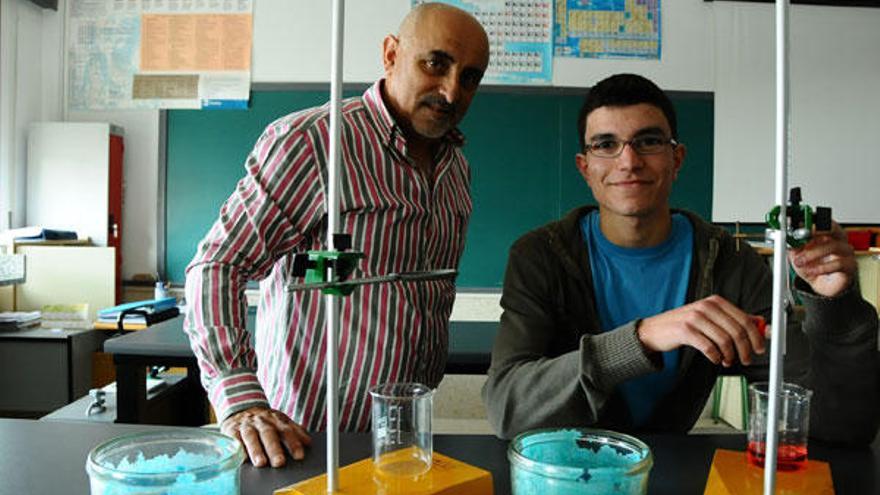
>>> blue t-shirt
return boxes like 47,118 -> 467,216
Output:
581,211 -> 694,427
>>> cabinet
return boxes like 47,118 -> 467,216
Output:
0,328 -> 106,416
27,122 -> 123,302
11,243 -> 116,322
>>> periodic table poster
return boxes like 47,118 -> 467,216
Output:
414,1 -> 554,85
554,0 -> 661,59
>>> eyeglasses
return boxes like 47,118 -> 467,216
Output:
585,136 -> 678,158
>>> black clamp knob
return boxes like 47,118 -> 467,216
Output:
333,233 -> 352,252
787,187 -> 805,229
291,253 -> 316,277
815,206 -> 832,232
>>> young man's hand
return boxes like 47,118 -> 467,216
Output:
789,221 -> 856,298
637,295 -> 766,367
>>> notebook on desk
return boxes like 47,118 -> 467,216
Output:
98,297 -> 177,317
95,298 -> 179,330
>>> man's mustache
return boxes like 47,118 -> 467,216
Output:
419,95 -> 456,115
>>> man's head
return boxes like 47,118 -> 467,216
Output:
382,3 -> 490,140
575,74 -> 686,222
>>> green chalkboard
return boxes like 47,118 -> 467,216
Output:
164,87 -> 713,287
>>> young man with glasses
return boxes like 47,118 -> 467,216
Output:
483,73 -> 879,445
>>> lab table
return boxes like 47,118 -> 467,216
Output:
3,418 -> 877,494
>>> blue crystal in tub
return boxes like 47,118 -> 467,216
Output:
508,428 -> 653,494
86,430 -> 244,495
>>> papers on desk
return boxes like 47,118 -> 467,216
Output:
41,303 -> 91,330
0,311 -> 41,331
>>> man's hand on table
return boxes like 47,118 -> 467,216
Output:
221,406 -> 312,468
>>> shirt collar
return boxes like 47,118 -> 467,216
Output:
362,80 -> 466,149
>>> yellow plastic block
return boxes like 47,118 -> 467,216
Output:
703,449 -> 834,495
274,452 -> 493,495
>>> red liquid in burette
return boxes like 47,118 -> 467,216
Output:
747,441 -> 807,471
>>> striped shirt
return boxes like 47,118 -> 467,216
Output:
184,81 -> 473,431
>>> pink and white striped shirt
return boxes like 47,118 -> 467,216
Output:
184,81 -> 472,431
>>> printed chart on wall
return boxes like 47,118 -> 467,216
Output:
67,0 -> 253,110
554,0 -> 661,59
417,0 -> 554,85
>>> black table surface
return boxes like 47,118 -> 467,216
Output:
4,418 -> 877,494
104,315 -> 497,374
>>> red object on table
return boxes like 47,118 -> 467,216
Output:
847,230 -> 872,250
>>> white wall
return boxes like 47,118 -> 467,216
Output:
0,0 -> 64,232
10,0 -> 879,280
712,3 -> 880,223
251,0 -> 399,83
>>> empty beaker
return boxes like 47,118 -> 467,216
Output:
747,381 -> 813,471
370,382 -> 433,477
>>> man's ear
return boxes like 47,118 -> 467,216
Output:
382,35 -> 399,73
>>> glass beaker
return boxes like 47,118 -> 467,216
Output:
370,382 -> 433,477
747,381 -> 813,471
508,428 -> 653,495
85,429 -> 244,494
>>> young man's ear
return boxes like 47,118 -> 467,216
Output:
575,152 -> 592,186
672,142 -> 686,180
382,35 -> 399,72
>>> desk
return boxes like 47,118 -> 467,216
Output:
0,328 -> 106,416
103,316 -> 496,425
102,318 -> 209,426
3,419 -> 877,494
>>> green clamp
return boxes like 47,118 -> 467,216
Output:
765,204 -> 813,248
291,233 -> 364,295
300,250 -> 365,296
764,187 -> 831,248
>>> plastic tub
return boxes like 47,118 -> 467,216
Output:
86,430 -> 244,495
508,428 -> 653,494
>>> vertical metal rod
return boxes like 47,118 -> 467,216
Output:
325,0 -> 345,492
765,0 -> 790,493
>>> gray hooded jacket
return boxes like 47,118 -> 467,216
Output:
483,206 -> 879,446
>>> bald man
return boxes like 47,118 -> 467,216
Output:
184,3 -> 489,467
